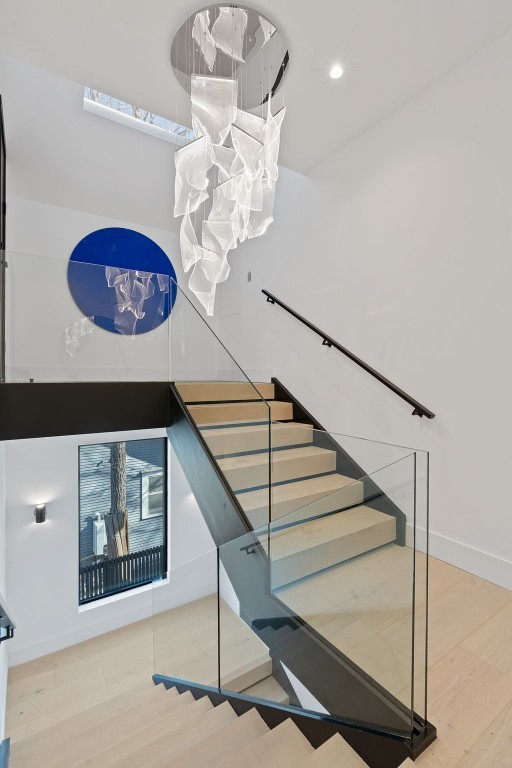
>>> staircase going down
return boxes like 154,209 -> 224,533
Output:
8,680 -> 369,768
175,380 -> 398,588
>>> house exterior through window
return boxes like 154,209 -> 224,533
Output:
78,437 -> 168,604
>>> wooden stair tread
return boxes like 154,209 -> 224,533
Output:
267,507 -> 397,588
237,473 -> 364,527
162,707 -> 269,768
298,734 -> 368,767
219,446 -> 336,492
189,400 -> 293,426
220,446 -> 334,472
202,421 -> 314,456
74,693 -> 213,768
241,674 -> 290,706
269,506 -> 396,559
222,718 -> 313,768
110,700 -> 239,768
176,381 -> 275,402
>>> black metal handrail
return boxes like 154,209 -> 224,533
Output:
0,590 -> 15,643
262,290 -> 435,419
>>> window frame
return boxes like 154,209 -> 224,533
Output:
83,87 -> 194,147
141,471 -> 165,520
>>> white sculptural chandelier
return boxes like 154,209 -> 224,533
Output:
171,5 -> 289,315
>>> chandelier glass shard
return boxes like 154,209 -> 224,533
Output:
171,5 -> 289,315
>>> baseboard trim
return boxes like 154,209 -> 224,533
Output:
407,524 -> 512,590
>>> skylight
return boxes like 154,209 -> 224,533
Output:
83,87 -> 194,146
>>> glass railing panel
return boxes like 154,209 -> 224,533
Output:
168,277 -> 272,529
218,528 -> 285,701
5,250 -> 171,382
219,452 -> 419,738
271,454 -> 417,714
232,421 -> 414,531
412,449 -> 429,726
152,549 -> 219,687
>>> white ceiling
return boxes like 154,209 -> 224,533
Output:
1,0 -> 512,173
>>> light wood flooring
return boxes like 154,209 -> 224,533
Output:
5,555 -> 512,767
280,551 -> 512,768
5,596 -> 284,744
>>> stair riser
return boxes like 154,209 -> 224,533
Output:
239,481 -> 365,529
203,425 -> 314,457
271,518 -> 396,589
190,401 -> 293,426
177,382 -> 275,403
224,452 -> 336,493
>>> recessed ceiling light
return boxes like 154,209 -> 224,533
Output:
330,64 -> 344,80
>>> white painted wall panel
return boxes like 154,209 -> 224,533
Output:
216,30 -> 512,589
5,430 -> 216,666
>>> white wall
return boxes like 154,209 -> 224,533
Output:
5,198 -> 177,382
0,53 -> 180,234
216,29 -> 512,589
0,53 -> 225,383
0,53 -> 235,671
5,429 -> 216,666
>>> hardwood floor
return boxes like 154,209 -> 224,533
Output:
5,555 -> 512,767
279,551 -> 512,768
5,596 -> 285,742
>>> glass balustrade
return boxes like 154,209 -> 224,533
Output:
4,249 -> 172,382
1,248 -> 430,743
217,449 -> 427,739
154,440 -> 429,742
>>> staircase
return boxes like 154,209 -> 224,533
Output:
175,380 -> 398,588
2,378 -> 429,768
8,680 -> 369,767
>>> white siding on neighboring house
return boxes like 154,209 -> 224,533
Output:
79,438 -> 166,561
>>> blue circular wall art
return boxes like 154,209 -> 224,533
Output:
67,228 -> 178,335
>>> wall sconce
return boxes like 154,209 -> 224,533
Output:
34,504 -> 47,524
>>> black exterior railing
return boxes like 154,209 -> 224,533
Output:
79,544 -> 166,604
262,290 -> 435,419
0,590 -> 15,643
